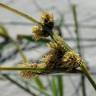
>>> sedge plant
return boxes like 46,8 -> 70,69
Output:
0,3 -> 96,92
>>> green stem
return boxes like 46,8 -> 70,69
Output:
0,66 -> 44,71
57,75 -> 63,96
0,3 -> 41,25
72,4 -> 86,96
51,77 -> 58,96
80,63 -> 96,90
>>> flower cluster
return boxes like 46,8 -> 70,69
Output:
19,34 -> 82,78
32,12 -> 54,40
42,34 -> 81,71
41,49 -> 63,70
47,33 -> 66,51
19,63 -> 47,79
60,50 -> 83,71
20,12 -> 82,78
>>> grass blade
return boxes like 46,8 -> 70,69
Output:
34,77 -> 45,90
34,77 -> 51,96
0,3 -> 41,24
17,35 -> 50,44
56,75 -> 63,96
51,77 -> 58,96
71,4 -> 86,96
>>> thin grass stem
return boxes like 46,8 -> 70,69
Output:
80,63 -> 96,90
0,3 -> 41,25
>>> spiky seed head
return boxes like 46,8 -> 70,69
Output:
42,50 -> 56,69
60,50 -> 82,71
47,33 -> 67,52
32,25 -> 43,40
41,12 -> 54,31
41,48 -> 64,70
32,12 -> 54,40
19,64 -> 37,79
32,25 -> 50,40
41,12 -> 54,23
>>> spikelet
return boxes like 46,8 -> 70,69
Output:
32,25 -> 43,40
60,50 -> 82,71
41,11 -> 54,23
47,33 -> 70,53
41,48 -> 64,70
41,50 -> 57,69
19,64 -> 37,79
41,11 -> 54,30
19,63 -> 47,79
32,12 -> 54,40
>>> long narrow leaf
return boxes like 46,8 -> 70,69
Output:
51,77 -> 58,96
72,4 -> 86,96
17,35 -> 50,44
0,3 -> 41,24
56,75 -> 63,96
34,77 -> 45,90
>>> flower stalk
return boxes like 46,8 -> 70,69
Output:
0,3 -> 41,25
80,63 -> 96,90
0,66 -> 45,71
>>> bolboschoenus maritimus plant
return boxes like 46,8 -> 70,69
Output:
0,3 -> 96,91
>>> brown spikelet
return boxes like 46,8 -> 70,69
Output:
42,48 -> 64,70
60,50 -> 82,71
41,12 -> 54,30
32,25 -> 43,40
32,12 -> 54,40
19,64 -> 37,79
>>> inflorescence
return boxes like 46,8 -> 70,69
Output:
32,12 -> 54,40
20,12 -> 83,78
